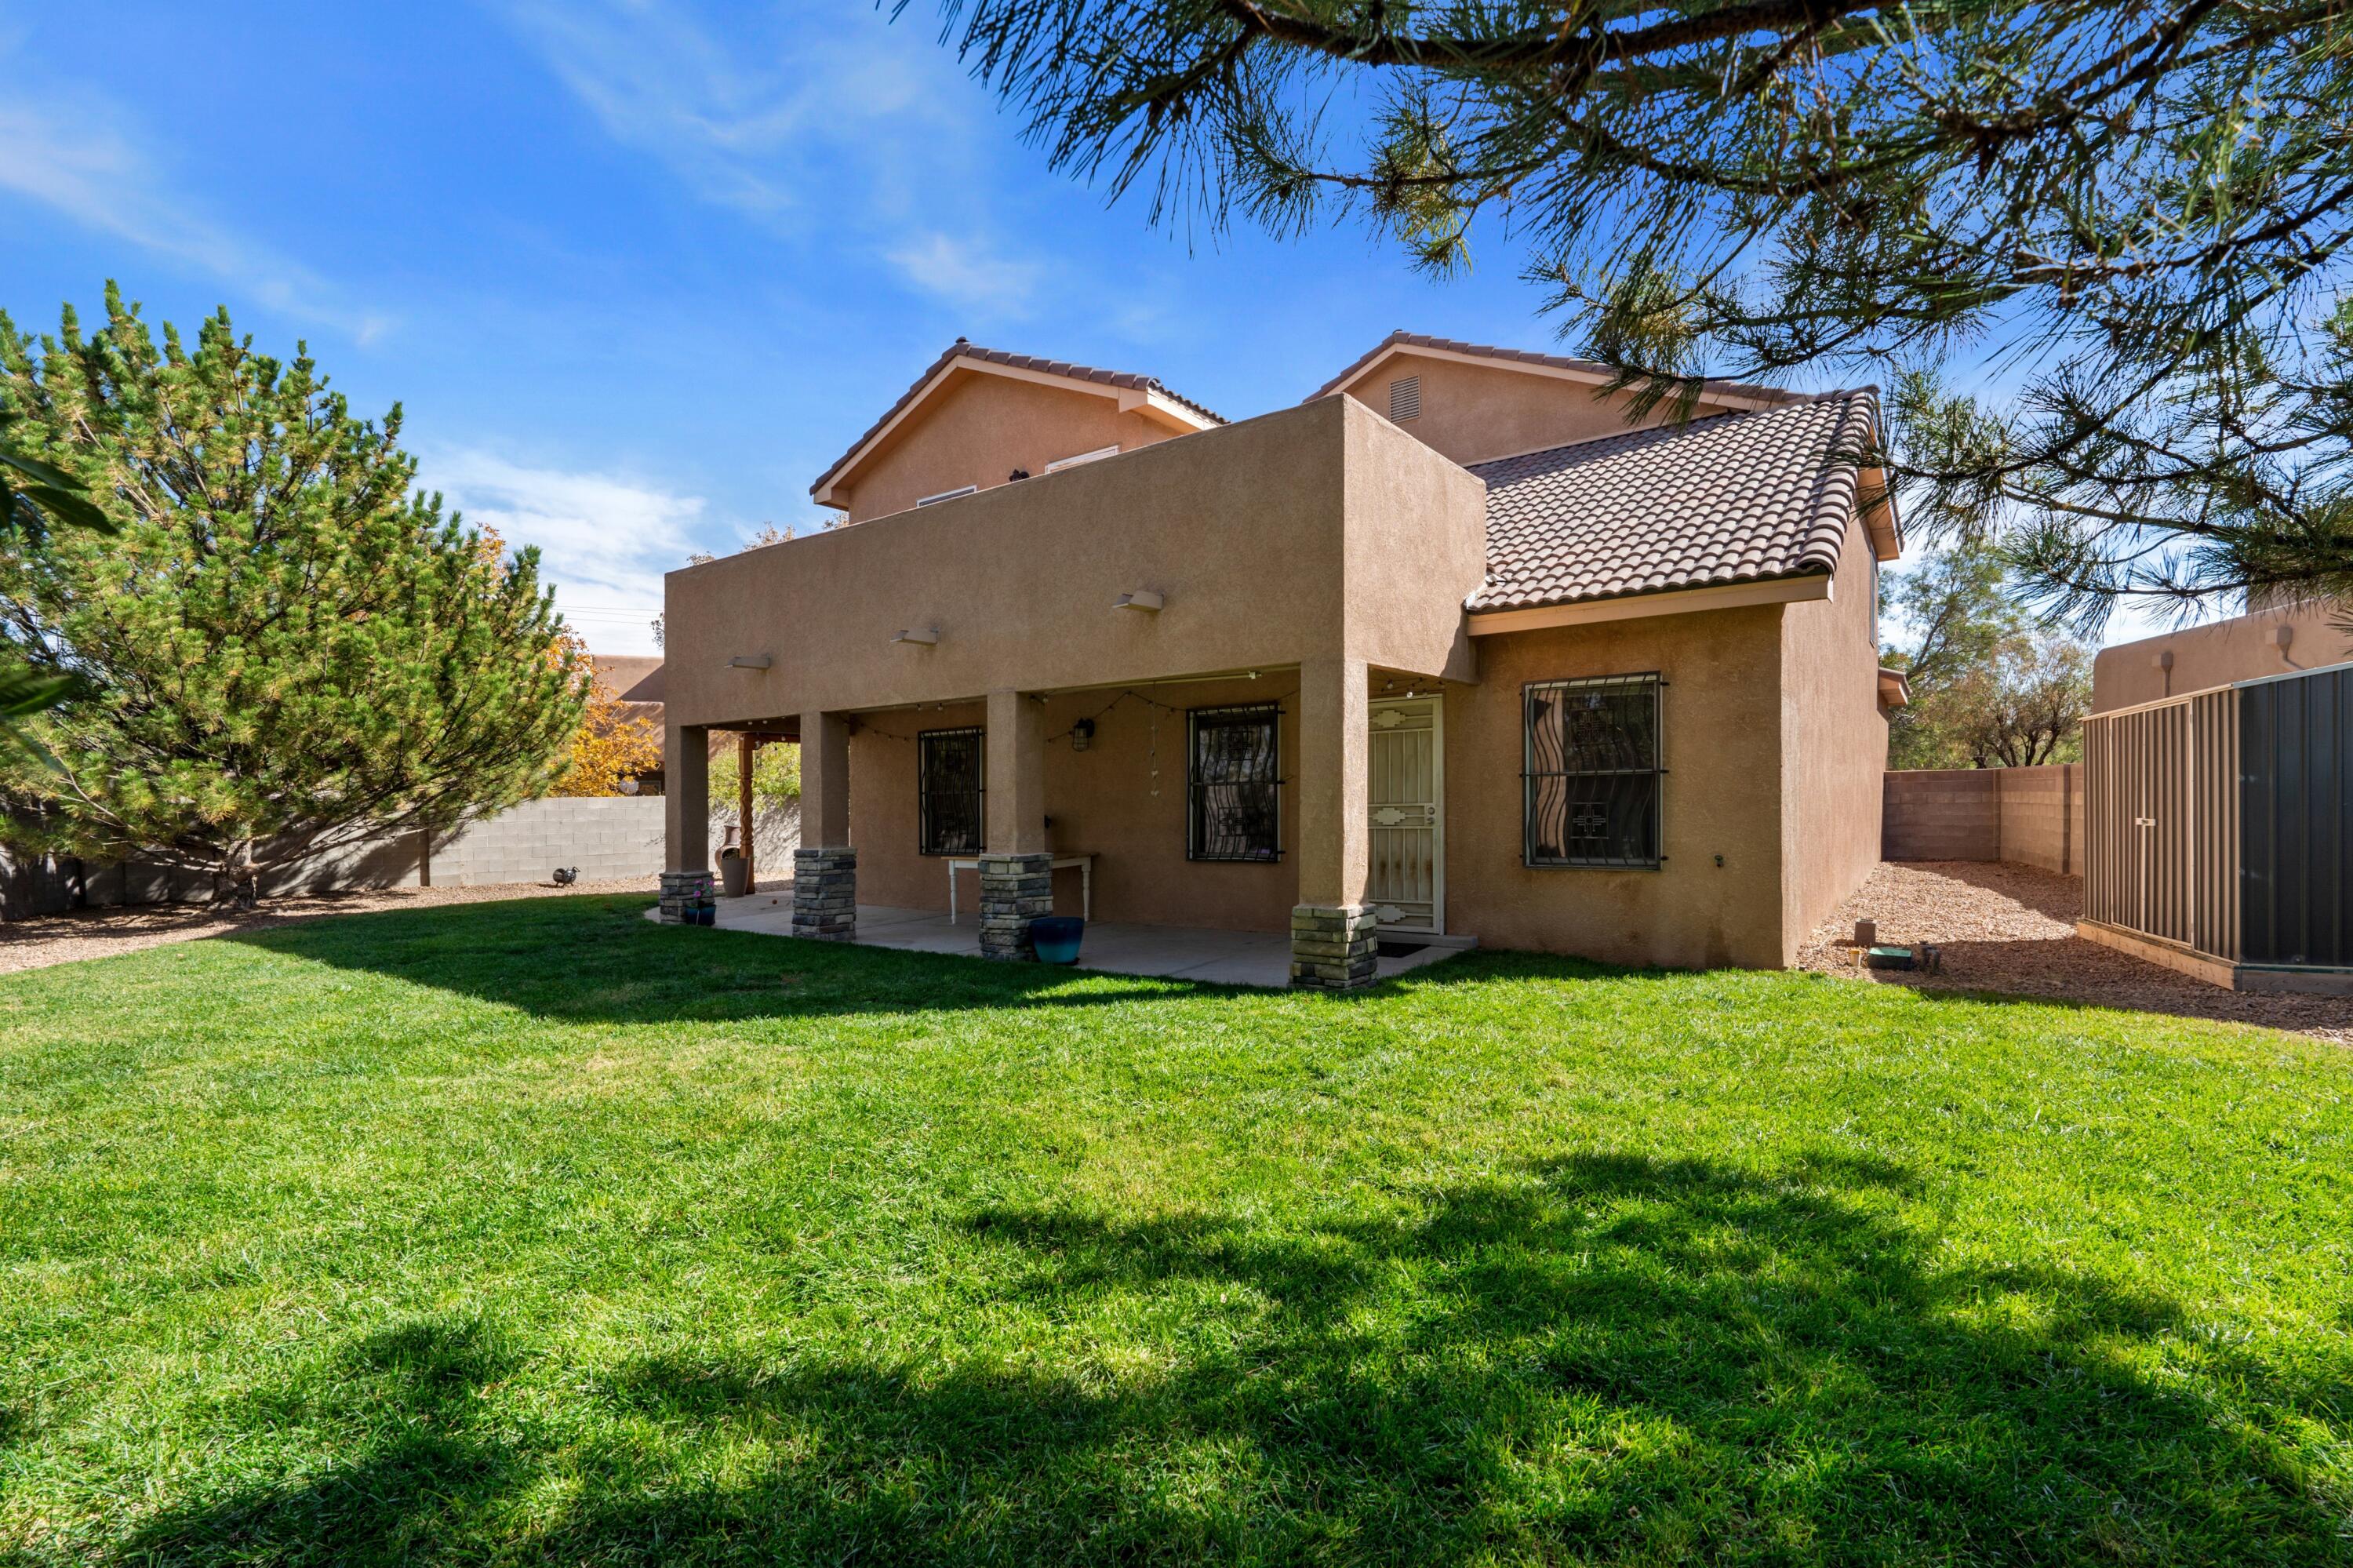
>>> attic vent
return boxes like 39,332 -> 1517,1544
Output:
1388,375 -> 1422,422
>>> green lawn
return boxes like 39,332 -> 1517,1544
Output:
2,895 -> 2349,1566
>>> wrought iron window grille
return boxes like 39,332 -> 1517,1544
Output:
1187,703 -> 1284,862
1522,674 -> 1664,869
917,726 -> 986,857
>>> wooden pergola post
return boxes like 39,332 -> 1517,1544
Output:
737,733 -> 758,895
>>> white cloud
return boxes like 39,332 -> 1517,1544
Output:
886,232 -> 1042,315
0,96 -> 391,344
496,0 -> 1050,314
424,449 -> 706,656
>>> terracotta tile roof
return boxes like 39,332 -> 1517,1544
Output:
1307,329 -> 1800,407
809,340 -> 1225,499
1469,388 -> 1882,613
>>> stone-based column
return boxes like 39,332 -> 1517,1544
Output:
1291,655 -> 1377,988
791,846 -> 856,940
1290,903 -> 1377,988
980,688 -> 1050,961
978,852 -> 1053,959
665,722 -> 710,874
657,868 -> 715,926
792,710 -> 856,942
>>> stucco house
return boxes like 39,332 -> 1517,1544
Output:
660,332 -> 1904,986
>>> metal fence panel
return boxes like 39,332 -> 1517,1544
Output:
2238,665 -> 2353,966
2083,688 -> 2238,959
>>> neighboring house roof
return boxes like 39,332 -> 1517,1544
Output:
592,654 -> 665,705
1469,388 -> 1891,614
1308,329 -> 1798,411
809,340 -> 1226,506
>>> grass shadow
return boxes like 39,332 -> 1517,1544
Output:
213,893 -> 1688,1025
105,1152 -> 2348,1565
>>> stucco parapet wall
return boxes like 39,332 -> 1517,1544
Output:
662,395 -> 1487,732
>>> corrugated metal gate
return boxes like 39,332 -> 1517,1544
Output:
2084,662 -> 2352,972
2238,665 -> 2353,966
2084,689 -> 2236,956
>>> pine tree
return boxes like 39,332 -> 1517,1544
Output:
930,0 -> 2353,624
0,286 -> 587,901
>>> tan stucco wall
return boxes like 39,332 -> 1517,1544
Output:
665,395 -> 1483,732
1342,351 -> 1744,469
845,677 -> 1303,931
1442,609 -> 1791,969
833,370 -> 1190,525
2093,602 -> 2353,711
669,372 -> 1896,972
1777,514 -> 1889,959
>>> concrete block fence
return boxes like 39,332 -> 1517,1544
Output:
1,797 -> 802,918
1881,764 -> 2082,875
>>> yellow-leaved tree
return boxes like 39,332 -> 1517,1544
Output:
551,633 -> 662,797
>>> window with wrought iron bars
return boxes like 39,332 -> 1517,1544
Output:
1187,704 -> 1282,861
1523,675 -> 1663,868
918,727 -> 985,857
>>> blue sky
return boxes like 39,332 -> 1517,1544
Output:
3,0 -> 2169,654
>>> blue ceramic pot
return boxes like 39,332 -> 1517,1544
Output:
1031,915 -> 1085,965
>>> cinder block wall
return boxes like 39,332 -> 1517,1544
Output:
424,797 -> 665,887
1881,765 -> 2082,875
1995,766 -> 2083,875
1882,770 -> 2000,861
3,795 -> 806,918
425,796 -> 799,887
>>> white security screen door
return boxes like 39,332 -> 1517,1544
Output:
1367,695 -> 1444,933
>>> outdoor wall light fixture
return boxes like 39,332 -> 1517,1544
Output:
1113,590 -> 1165,613
727,654 -> 773,670
893,628 -> 940,646
1071,717 -> 1096,752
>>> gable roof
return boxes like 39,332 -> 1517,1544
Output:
809,340 -> 1225,506
1469,388 -> 1893,614
1310,329 -> 1796,413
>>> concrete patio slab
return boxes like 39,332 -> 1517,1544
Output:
686,888 -> 1471,988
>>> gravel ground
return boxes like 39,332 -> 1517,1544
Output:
0,879 -> 654,976
1799,860 -> 2353,1046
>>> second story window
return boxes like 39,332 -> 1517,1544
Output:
918,727 -> 985,856
1187,704 -> 1282,862
918,484 -> 978,507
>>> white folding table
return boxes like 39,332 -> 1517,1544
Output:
947,854 -> 1093,924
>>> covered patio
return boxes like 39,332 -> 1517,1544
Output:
657,395 -> 1489,988
702,889 -> 1473,988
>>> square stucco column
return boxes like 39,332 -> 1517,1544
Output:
980,687 -> 1050,959
793,710 -> 856,940
1292,655 -> 1377,988
664,722 -> 709,873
